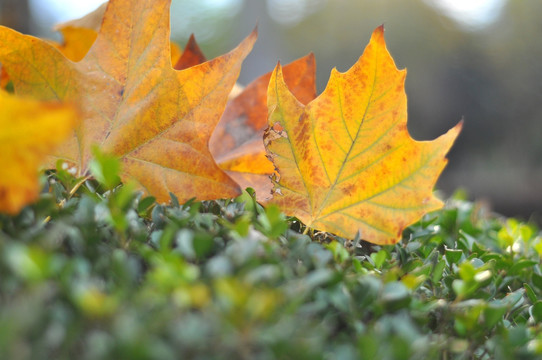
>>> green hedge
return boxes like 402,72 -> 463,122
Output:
1,169 -> 542,359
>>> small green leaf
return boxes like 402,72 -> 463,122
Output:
371,249 -> 389,269
458,261 -> 476,282
89,146 -> 121,190
498,289 -> 525,309
233,216 -> 251,237
445,248 -> 463,264
381,282 -> 411,312
326,241 -> 350,264
137,196 -> 156,215
484,303 -> 507,328
530,301 -> 542,323
257,205 -> 288,239
431,259 -> 446,284
509,260 -> 538,275
532,273 -> 542,291
236,188 -> 264,216
524,283 -> 538,304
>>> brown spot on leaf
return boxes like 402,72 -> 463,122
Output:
342,183 -> 356,197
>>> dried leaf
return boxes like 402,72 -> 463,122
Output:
265,26 -> 462,244
52,26 -> 97,62
210,55 -> 317,201
53,2 -> 107,32
1,2 -> 182,88
53,2 -> 182,65
174,34 -> 206,70
0,0 -> 256,203
0,91 -> 76,214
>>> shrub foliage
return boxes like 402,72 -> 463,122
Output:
1,158 -> 542,360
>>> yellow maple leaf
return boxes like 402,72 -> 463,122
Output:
0,0 -> 256,203
53,2 -> 107,32
210,55 -> 317,201
173,34 -> 206,71
0,91 -> 76,214
52,2 -> 182,64
52,26 -> 98,62
265,26 -> 462,245
1,2 -> 181,90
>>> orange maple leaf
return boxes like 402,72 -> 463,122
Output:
210,55 -> 317,201
0,0 -> 256,203
54,2 -> 107,32
0,4 -> 100,88
51,26 -> 98,62
52,3 -> 182,64
0,91 -> 76,214
1,2 -> 182,89
265,26 -> 462,245
174,34 -> 207,71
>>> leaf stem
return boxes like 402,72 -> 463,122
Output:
69,175 -> 92,198
43,175 -> 93,225
58,175 -> 92,208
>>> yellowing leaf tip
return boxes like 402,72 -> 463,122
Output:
372,25 -> 385,42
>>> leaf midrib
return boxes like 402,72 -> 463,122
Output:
311,53 -> 380,226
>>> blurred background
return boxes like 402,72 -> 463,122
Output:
1,0 -> 541,222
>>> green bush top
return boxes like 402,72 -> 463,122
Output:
1,161 -> 541,360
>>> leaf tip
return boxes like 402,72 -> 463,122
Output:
456,118 -> 465,132
372,24 -> 385,42
247,26 -> 258,45
448,119 -> 464,141
234,27 -> 258,59
270,61 -> 284,86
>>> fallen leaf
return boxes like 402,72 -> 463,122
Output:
172,34 -> 240,97
210,55 -> 317,201
0,3 -> 103,89
265,26 -> 462,244
52,26 -> 98,62
0,90 -> 76,214
1,2 -> 182,88
174,34 -> 206,70
0,0 -> 256,203
53,2 -> 107,32
0,66 -> 8,89
53,2 -> 182,65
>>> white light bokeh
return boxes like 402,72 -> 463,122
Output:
29,0 -> 507,32
266,0 -> 327,26
28,0 -> 243,41
29,0 -> 106,23
425,0 -> 506,30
